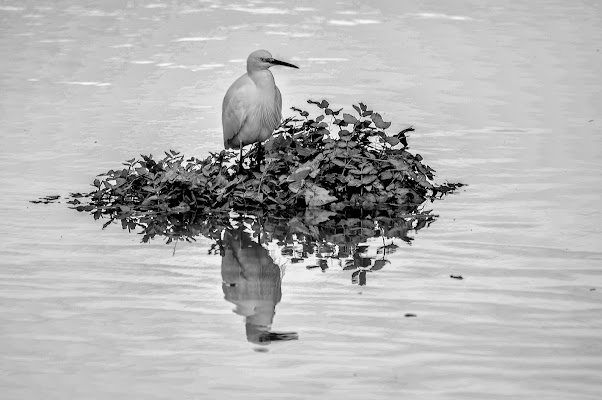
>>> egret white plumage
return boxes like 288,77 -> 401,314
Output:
222,49 -> 299,169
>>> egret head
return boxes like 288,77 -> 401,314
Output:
247,49 -> 299,73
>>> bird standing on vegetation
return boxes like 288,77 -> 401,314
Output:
222,50 -> 299,169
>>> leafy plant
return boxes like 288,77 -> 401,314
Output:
71,101 -> 462,226
29,101 -> 467,288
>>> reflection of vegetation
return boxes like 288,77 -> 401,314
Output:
71,205 -> 432,286
261,209 -> 427,286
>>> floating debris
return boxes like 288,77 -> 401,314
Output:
30,195 -> 61,204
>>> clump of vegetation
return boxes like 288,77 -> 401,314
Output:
70,100 -> 462,228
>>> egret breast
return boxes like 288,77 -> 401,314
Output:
236,85 -> 281,146
254,90 -> 282,141
222,70 -> 283,148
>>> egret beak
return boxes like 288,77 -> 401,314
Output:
267,58 -> 299,69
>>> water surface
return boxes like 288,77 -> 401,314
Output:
1,1 -> 601,399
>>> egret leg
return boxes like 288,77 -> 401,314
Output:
238,146 -> 244,171
255,143 -> 263,170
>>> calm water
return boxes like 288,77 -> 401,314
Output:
1,1 -> 601,399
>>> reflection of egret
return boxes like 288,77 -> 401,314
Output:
222,50 -> 299,169
221,227 -> 298,345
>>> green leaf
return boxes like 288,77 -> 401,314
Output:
289,180 -> 304,193
243,191 -> 263,202
291,106 -> 309,117
296,146 -> 317,158
385,136 -> 400,146
169,203 -> 191,213
361,175 -> 378,185
379,170 -> 393,180
332,158 -> 346,167
370,112 -> 391,129
308,99 -> 329,109
114,177 -> 127,187
343,113 -> 358,125
287,166 -> 312,182
388,158 -> 409,171
360,165 -> 377,175
304,183 -> 337,207
339,130 -> 352,140
160,169 -> 177,183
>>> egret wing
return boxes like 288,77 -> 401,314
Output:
222,74 -> 254,148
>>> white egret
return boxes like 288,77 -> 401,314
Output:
222,49 -> 299,169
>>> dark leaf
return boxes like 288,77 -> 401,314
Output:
343,113 -> 358,125
380,170 -> 393,180
289,180 -> 303,193
371,260 -> 389,271
304,183 -> 337,207
371,112 -> 391,129
307,99 -> 329,109
288,166 -> 312,182
385,136 -> 400,146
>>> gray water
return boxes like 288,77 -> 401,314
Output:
1,1 -> 601,399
